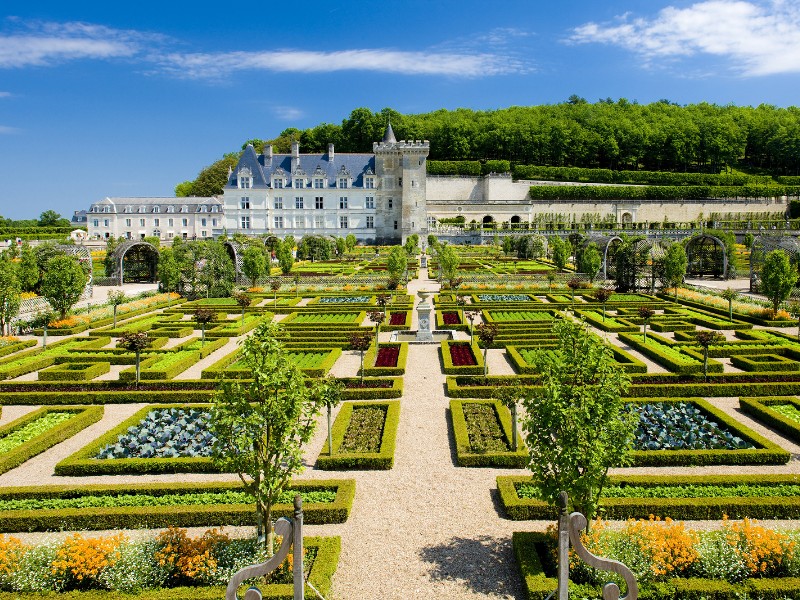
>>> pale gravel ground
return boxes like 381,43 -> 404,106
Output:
2,273 -> 800,598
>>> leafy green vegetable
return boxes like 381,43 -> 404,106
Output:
0,412 -> 74,454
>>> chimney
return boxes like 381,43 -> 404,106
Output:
291,140 -> 300,172
328,143 -> 335,162
264,145 -> 273,160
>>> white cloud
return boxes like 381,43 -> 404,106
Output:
273,106 -> 304,120
155,48 -> 524,79
0,91 -> 10,98
0,19 -> 161,69
0,125 -> 20,134
569,0 -> 800,76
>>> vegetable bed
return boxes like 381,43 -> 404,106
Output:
317,401 -> 399,470
449,399 -> 527,467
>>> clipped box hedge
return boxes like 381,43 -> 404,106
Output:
513,531 -> 800,600
340,377 -> 403,400
740,396 -> 800,444
38,361 -> 110,381
0,389 -> 216,405
55,403 -> 220,476
440,340 -> 485,375
619,332 -> 723,375
498,473 -> 800,521
0,405 -> 104,475
119,351 -> 202,381
731,353 -> 800,372
0,339 -> 36,358
202,347 -> 341,379
317,401 -> 400,470
506,345 -> 646,375
0,479 -> 355,531
359,342 -> 408,376
449,399 -> 528,468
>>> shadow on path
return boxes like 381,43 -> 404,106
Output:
419,535 -> 524,598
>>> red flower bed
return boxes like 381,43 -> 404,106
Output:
389,312 -> 406,325
375,346 -> 400,367
449,343 -> 477,366
442,311 -> 461,325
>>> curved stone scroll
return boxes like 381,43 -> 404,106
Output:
226,518 -> 294,600
568,512 -> 638,600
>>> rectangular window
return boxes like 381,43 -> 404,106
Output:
294,216 -> 303,228
274,197 -> 283,209
212,219 -> 217,227
241,216 -> 250,229
168,218 -> 174,227
153,206 -> 160,213
168,232 -> 174,239
240,177 -> 251,189
201,230 -> 207,238
104,219 -> 109,227
274,216 -> 284,229
314,178 -> 324,189
139,219 -> 145,227
366,215 -> 374,228
338,178 -> 348,189
365,177 -> 374,189
295,197 -> 304,209
182,218 -> 188,226
339,216 -> 348,229
93,219 -> 99,227
200,218 -> 206,227
388,198 -> 393,209
154,218 -> 160,227
240,197 -> 250,210
339,196 -> 348,209
394,220 -> 398,230
365,196 -> 375,209
315,197 -> 324,209
274,179 -> 283,188
125,218 -> 131,227
314,215 -> 324,229
294,178 -> 305,189
398,177 -> 402,187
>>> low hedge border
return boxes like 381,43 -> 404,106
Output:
119,351 -> 201,381
740,396 -> 800,444
340,377 -> 404,400
661,293 -> 795,327
0,340 -> 37,358
0,406 -> 104,475
619,332 -> 723,374
513,531 -> 800,600
506,345 -> 646,375
202,348 -> 342,379
0,479 -> 355,531
0,536 -> 340,600
440,340 -> 485,375
498,473 -> 800,521
0,336 -> 82,380
574,309 -> 639,332
730,353 -> 800,372
38,361 -> 111,381
55,404 -> 220,476
0,390 -> 216,405
435,309 -> 470,332
449,399 -> 528,468
383,310 -> 411,332
359,342 -> 408,376
316,401 -> 400,470
279,310 -> 367,325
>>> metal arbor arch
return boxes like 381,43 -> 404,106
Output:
107,240 -> 159,285
582,235 -> 623,280
685,234 -> 729,279
750,236 -> 800,293
613,237 -> 672,292
222,241 -> 245,284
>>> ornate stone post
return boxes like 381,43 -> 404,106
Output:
416,289 -> 433,342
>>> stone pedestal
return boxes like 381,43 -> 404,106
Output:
415,290 -> 433,342
420,254 -> 427,268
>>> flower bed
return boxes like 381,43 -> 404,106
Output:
375,346 -> 399,367
730,353 -> 800,372
0,479 -> 355,531
476,294 -> 531,302
449,399 -> 527,467
389,311 -> 406,325
37,361 -> 110,381
485,311 -> 554,322
441,341 -> 485,375
359,343 -> 407,376
450,343 -> 476,366
316,296 -> 371,303
317,401 -> 399,470
441,311 -> 461,325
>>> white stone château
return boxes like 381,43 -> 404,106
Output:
87,197 -> 223,240
221,124 -> 429,244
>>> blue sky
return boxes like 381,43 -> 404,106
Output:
2,0 -> 800,220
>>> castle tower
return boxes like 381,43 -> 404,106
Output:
373,124 -> 430,244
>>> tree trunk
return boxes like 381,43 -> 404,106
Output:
483,347 -> 488,376
113,306 -> 117,329
511,403 -> 518,451
135,352 -> 141,388
327,405 -> 333,455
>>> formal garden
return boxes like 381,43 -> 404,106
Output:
1,234 -> 800,599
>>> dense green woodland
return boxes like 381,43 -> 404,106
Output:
179,100 -> 800,197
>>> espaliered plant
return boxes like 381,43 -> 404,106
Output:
594,287 -> 614,322
117,330 -> 150,388
349,331 -> 373,384
638,305 -> 655,343
465,309 -> 480,345
315,376 -> 344,457
721,288 -> 738,323
696,330 -> 726,381
193,308 -> 215,346
476,322 -> 499,376
269,279 -> 281,304
567,277 -> 581,308
106,290 -> 126,329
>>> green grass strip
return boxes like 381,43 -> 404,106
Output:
518,483 -> 800,500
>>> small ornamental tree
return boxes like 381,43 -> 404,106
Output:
368,309 -> 385,345
761,249 -> 798,317
721,288 -> 738,322
241,245 -> 267,288
349,331 -> 373,383
566,277 -> 581,307
437,244 -> 460,287
638,305 -> 655,343
107,289 -> 126,329
546,272 -> 556,292
520,318 -> 635,522
476,322 -> 499,376
345,233 -> 357,253
494,384 -> 524,451
662,242 -> 688,300
465,309 -> 480,344
31,310 -> 55,348
233,290 -> 252,334
317,376 -> 344,456
269,279 -> 281,304
387,246 -> 407,289
40,255 -> 87,320
118,331 -> 150,387
193,308 -> 215,345
376,294 -> 390,316
594,287 -> 614,322
276,240 -> 294,276
210,322 -> 325,552
157,248 -> 180,306
0,258 -> 21,336
550,236 -> 568,272
579,243 -> 602,282
695,330 -> 725,381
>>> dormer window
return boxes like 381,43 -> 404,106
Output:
294,178 -> 306,189
314,178 -> 325,189
138,206 -> 146,213
181,205 -> 188,213
365,177 -> 375,189
198,205 -> 206,213
338,178 -> 348,189
153,206 -> 160,213
238,167 -> 252,189
166,206 -> 175,213
273,178 -> 284,189
211,205 -> 219,213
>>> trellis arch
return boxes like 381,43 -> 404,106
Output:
686,234 -> 729,279
582,235 -> 623,280
223,240 -> 245,284
614,237 -> 669,292
107,240 -> 159,285
750,236 -> 800,293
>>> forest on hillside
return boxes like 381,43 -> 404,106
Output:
179,100 -> 800,197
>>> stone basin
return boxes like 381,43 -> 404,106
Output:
391,330 -> 455,344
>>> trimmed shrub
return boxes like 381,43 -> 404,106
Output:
316,401 -> 399,470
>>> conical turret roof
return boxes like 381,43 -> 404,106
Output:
382,122 -> 397,143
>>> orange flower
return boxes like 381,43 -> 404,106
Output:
154,526 -> 229,583
51,533 -> 125,587
0,534 -> 28,575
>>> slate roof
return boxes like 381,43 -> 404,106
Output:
227,145 -> 375,189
